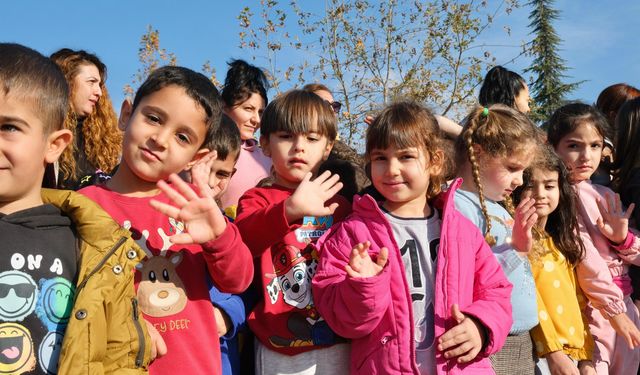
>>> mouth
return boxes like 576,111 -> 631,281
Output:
140,147 -> 161,162
289,158 -> 307,166
0,336 -> 23,364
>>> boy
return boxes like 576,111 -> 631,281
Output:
80,66 -> 253,374
0,43 -> 156,374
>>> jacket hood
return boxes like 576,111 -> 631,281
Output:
0,203 -> 71,229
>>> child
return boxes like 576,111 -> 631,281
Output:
454,104 -> 540,374
513,146 -> 596,374
0,42 -> 159,374
312,101 -> 512,374
220,60 -> 272,218
547,102 -> 640,374
80,66 -> 254,374
612,96 -> 640,228
235,89 -> 350,374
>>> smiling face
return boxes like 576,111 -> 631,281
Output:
70,63 -> 102,118
553,122 -> 604,183
0,271 -> 38,321
261,128 -> 333,189
370,145 -> 440,217
225,92 -> 265,141
0,323 -> 35,374
478,147 -> 535,202
114,85 -> 209,193
520,168 -> 560,226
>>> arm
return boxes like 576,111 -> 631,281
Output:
209,284 -> 246,339
459,229 -> 513,355
612,228 -> 640,266
530,288 -> 564,356
435,115 -> 463,138
312,228 -> 392,339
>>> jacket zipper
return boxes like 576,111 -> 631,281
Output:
75,236 -> 128,297
131,298 -> 145,368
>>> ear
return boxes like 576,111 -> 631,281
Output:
118,99 -> 133,131
428,149 -> 445,177
184,148 -> 210,170
471,144 -> 484,159
44,129 -> 73,164
260,135 -> 271,157
322,140 -> 334,161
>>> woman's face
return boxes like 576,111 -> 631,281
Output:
225,92 -> 265,141
71,63 -> 102,118
514,83 -> 530,114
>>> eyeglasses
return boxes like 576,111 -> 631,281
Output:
0,283 -> 36,298
326,100 -> 342,114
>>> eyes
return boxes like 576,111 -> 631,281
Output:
0,123 -> 19,133
144,113 -> 193,144
565,142 -> 602,150
371,150 -> 419,162
275,132 -> 321,142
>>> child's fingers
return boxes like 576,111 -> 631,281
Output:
345,264 -> 360,278
193,168 -> 214,200
167,232 -> 194,245
596,198 -> 609,218
451,304 -> 465,324
456,347 -> 479,364
524,212 -> 538,231
443,340 -> 473,359
325,182 -> 344,200
157,180 -> 189,207
625,203 -> 636,219
376,247 -> 389,268
320,172 -> 341,188
614,193 -> 622,214
438,324 -> 466,350
168,174 -> 200,202
324,202 -> 339,216
149,199 -> 181,219
348,248 -> 363,273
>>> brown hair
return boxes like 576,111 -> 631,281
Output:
366,101 -> 445,200
302,83 -> 331,94
260,89 -> 337,140
0,43 -> 68,134
596,83 -> 640,141
455,104 -> 539,245
612,97 -> 640,191
50,48 -> 121,182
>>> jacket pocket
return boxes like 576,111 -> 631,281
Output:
131,298 -> 146,368
354,317 -> 397,371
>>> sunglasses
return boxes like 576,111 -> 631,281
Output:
0,283 -> 36,299
326,100 -> 342,114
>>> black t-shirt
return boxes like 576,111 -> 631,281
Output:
0,204 -> 78,374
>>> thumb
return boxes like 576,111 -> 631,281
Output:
376,247 -> 389,268
451,303 -> 465,324
596,217 -> 606,232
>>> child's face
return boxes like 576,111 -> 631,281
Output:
553,123 -> 603,183
0,92 -> 70,213
119,85 -> 209,184
207,155 -> 237,199
225,92 -> 265,141
479,147 -> 534,201
520,168 -> 560,223
370,145 -> 440,216
261,129 -> 333,189
71,63 -> 102,118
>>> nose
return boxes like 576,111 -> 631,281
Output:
158,290 -> 169,299
513,171 -> 523,187
95,85 -> 103,98
386,158 -> 401,176
151,128 -> 170,149
291,284 -> 300,293
292,135 -> 306,152
250,110 -> 260,126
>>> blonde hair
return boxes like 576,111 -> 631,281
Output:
50,49 -> 121,183
455,104 -> 540,245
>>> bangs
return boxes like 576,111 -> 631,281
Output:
261,90 -> 337,139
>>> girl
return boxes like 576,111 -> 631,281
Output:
313,101 -> 513,374
235,90 -> 351,374
47,48 -> 121,189
547,102 -> 640,374
220,59 -> 272,217
454,104 -> 540,374
513,147 -> 596,375
612,96 -> 640,227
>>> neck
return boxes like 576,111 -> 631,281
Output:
107,163 -> 161,197
537,215 -> 548,230
383,196 -> 432,218
1,189 -> 44,215
457,164 -> 480,194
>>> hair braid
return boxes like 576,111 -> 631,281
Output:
464,114 -> 496,246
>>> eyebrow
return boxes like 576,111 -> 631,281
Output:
0,115 -> 30,128
142,105 -> 201,141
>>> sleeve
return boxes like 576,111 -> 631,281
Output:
311,225 -> 393,339
208,284 -> 246,340
459,227 -> 513,355
612,228 -> 640,266
201,219 -> 254,294
575,215 -> 626,318
235,189 -> 293,257
576,286 -> 595,360
530,286 -> 563,357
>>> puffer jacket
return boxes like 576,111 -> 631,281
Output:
42,189 -> 151,374
312,179 -> 513,374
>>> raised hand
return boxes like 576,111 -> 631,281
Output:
437,304 -> 485,363
285,171 -> 343,223
511,197 -> 538,254
150,173 -> 227,245
345,241 -> 388,278
596,192 -> 635,245
190,151 -> 223,199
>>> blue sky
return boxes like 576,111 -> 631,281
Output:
2,1 -> 637,117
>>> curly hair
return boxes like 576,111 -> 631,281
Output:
50,48 -> 121,183
455,104 -> 540,245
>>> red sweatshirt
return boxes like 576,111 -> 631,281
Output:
235,185 -> 350,355
80,184 -> 253,374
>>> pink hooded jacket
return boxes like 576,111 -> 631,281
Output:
312,179 -> 513,374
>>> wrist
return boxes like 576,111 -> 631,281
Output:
284,198 -> 302,224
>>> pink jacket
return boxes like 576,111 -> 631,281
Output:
312,179 -> 513,374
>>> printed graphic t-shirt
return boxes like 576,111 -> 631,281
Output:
0,204 -> 77,375
384,208 -> 441,375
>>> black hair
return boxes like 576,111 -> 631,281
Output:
478,66 -> 527,108
546,102 -> 608,148
221,59 -> 269,108
0,43 -> 68,133
132,66 -> 222,148
204,114 -> 242,162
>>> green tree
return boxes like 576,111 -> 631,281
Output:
524,0 -> 582,124
238,0 -> 524,147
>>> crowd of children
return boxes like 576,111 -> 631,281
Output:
2,42 -> 640,375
